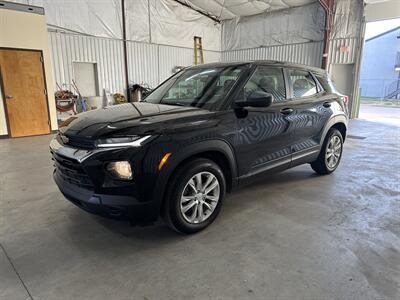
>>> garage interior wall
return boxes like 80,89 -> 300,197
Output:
48,30 -> 221,93
221,2 -> 326,67
4,0 -> 365,125
10,0 -> 221,93
0,6 -> 57,135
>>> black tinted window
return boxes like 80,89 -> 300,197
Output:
289,69 -> 317,98
243,67 -> 286,103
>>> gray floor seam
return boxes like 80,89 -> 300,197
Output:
0,242 -> 34,300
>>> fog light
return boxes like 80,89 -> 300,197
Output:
106,161 -> 132,180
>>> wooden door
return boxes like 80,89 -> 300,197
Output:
0,49 -> 50,137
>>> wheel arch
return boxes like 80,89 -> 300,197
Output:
331,122 -> 347,142
320,114 -> 348,146
153,139 -> 238,212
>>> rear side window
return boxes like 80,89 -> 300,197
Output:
289,69 -> 318,98
315,74 -> 335,93
243,66 -> 286,103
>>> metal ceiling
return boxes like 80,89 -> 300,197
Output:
180,0 -> 317,20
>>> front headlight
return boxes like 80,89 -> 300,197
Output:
96,135 -> 152,148
106,161 -> 133,180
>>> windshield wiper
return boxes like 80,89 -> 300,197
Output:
162,101 -> 186,107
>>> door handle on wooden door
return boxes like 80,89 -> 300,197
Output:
5,95 -> 14,100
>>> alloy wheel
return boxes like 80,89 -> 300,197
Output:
325,135 -> 342,170
180,172 -> 220,224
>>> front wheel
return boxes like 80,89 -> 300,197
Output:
163,158 -> 226,234
311,128 -> 343,175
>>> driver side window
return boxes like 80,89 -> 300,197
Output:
243,66 -> 286,103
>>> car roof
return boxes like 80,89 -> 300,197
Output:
189,60 -> 327,76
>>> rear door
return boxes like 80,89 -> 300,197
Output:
233,65 -> 294,179
287,68 -> 334,162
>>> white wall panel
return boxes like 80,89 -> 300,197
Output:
158,45 -> 193,83
157,46 -> 221,83
127,42 -> 221,87
50,31 -> 222,94
48,30 -> 125,94
221,42 -> 324,67
127,41 -> 159,88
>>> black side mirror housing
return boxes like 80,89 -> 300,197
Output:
235,91 -> 273,108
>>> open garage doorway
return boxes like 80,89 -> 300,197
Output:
358,17 -> 400,126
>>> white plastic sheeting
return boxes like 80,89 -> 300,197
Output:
331,0 -> 364,39
11,0 -> 221,50
125,0 -> 221,51
12,0 -> 123,38
149,0 -> 220,50
222,2 -> 325,50
185,0 -> 316,19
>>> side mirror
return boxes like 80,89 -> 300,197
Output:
235,91 -> 273,108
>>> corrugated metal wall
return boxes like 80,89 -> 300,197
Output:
221,41 -> 324,67
127,41 -> 159,88
49,30 -> 221,93
328,38 -> 359,64
48,31 -> 125,93
49,30 -> 324,94
127,42 -> 220,87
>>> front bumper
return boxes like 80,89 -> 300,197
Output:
50,137 -> 158,224
54,172 -> 157,223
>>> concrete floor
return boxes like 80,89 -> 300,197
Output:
1,104 -> 399,300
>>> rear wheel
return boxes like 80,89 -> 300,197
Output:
163,158 -> 226,234
311,128 -> 343,175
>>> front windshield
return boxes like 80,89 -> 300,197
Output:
144,66 -> 246,110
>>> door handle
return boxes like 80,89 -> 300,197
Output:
323,101 -> 331,108
280,108 -> 293,115
5,95 -> 14,100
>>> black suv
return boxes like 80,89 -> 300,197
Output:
50,61 -> 348,233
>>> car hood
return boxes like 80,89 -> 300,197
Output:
59,102 -> 217,138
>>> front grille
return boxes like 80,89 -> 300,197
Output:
58,134 -> 96,150
51,151 -> 94,190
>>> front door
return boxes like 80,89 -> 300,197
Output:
234,66 -> 294,179
0,49 -> 50,137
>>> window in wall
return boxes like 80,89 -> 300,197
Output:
289,69 -> 317,98
243,66 -> 286,103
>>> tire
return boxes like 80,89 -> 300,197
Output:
162,158 -> 226,234
311,128 -> 343,175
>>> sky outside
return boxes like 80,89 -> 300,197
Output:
365,18 -> 400,40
